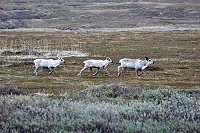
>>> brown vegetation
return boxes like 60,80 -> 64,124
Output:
0,30 -> 199,94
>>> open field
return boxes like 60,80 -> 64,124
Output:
1,1 -> 200,132
0,29 -> 199,94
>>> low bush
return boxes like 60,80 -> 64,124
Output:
0,86 -> 23,95
0,85 -> 199,133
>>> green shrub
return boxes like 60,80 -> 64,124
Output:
0,86 -> 199,133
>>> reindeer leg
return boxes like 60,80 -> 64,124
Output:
136,69 -> 143,76
136,69 -> 139,76
121,67 -> 126,77
118,65 -> 126,77
118,66 -> 121,77
139,70 -> 143,76
93,68 -> 99,75
34,67 -> 39,75
104,68 -> 110,75
78,66 -> 88,76
48,67 -> 54,74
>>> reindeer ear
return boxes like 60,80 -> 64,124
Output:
145,57 -> 149,60
58,57 -> 62,60
57,54 -> 62,59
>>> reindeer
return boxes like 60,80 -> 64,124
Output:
118,57 -> 155,77
33,57 -> 65,75
78,57 -> 113,76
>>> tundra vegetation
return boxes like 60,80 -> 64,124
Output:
0,0 -> 200,132
0,85 -> 200,132
0,30 -> 199,91
0,29 -> 199,133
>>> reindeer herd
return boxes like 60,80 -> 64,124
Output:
33,56 -> 155,77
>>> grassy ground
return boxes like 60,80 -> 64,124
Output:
0,29 -> 200,94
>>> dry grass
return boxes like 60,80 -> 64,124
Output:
0,29 -> 199,94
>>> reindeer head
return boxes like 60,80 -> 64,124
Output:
145,56 -> 155,65
106,57 -> 113,63
58,57 -> 65,63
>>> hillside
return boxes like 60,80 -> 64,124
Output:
1,0 -> 200,30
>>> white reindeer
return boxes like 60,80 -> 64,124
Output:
33,57 -> 65,75
118,57 -> 155,77
78,57 -> 113,76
